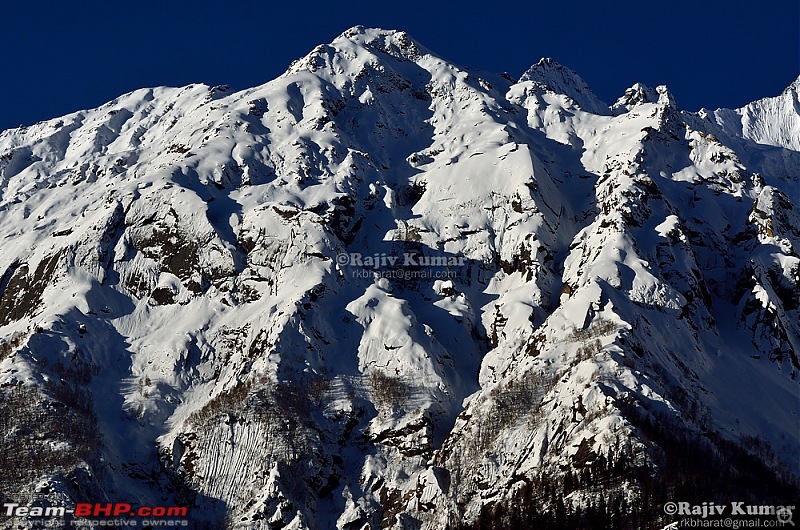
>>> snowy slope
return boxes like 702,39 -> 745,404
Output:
711,76 -> 800,151
0,26 -> 798,530
519,57 -> 610,115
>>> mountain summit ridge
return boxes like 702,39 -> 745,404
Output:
0,27 -> 798,530
519,56 -> 610,115
710,74 -> 800,151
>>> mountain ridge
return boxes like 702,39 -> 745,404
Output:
0,27 -> 798,530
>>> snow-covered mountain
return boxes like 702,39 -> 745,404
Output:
0,26 -> 798,529
710,76 -> 800,151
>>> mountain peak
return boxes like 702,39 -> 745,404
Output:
519,57 -> 609,115
783,74 -> 800,95
283,26 -> 431,80
709,74 -> 800,151
655,84 -> 677,107
611,83 -> 677,114
333,26 -> 429,61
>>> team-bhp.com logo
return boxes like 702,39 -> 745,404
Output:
4,502 -> 189,527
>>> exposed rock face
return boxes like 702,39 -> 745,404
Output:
0,26 -> 797,530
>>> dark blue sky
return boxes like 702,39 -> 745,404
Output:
1,1 -> 797,132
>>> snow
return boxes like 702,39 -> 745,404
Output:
520,58 -> 610,115
713,76 -> 800,151
655,214 -> 680,238
0,26 -> 797,530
